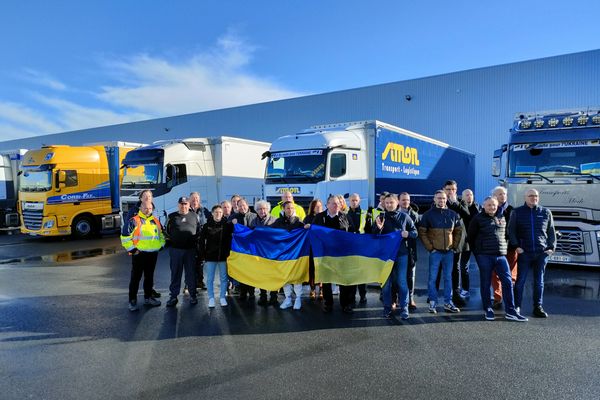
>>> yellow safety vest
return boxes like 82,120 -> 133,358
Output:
120,212 -> 165,253
271,201 -> 306,220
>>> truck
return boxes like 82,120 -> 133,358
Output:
120,136 -> 270,223
0,149 -> 27,229
492,109 -> 600,267
19,142 -> 143,238
263,120 -> 475,211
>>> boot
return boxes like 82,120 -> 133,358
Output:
293,284 -> 302,310
280,285 -> 293,309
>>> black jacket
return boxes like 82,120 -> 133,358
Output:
198,219 -> 234,262
310,210 -> 353,232
372,209 -> 417,256
508,204 -> 556,253
271,215 -> 305,231
230,211 -> 257,227
468,212 -> 507,256
458,200 -> 481,251
165,211 -> 200,249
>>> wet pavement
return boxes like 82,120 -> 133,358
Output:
0,233 -> 599,399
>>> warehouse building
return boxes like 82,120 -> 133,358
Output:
1,49 -> 599,198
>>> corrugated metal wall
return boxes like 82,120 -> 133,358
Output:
2,50 -> 600,200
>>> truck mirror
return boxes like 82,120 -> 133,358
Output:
58,170 -> 67,183
492,156 -> 501,177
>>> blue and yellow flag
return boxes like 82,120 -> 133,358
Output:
309,224 -> 402,286
228,224 -> 310,291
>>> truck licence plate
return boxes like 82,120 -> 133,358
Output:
549,255 -> 571,263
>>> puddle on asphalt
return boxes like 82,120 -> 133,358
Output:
0,246 -> 124,265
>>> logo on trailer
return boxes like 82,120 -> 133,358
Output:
276,187 -> 301,194
44,152 -> 54,161
381,142 -> 420,166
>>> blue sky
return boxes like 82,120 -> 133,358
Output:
1,0 -> 599,140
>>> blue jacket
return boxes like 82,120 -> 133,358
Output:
372,209 -> 417,255
508,203 -> 556,253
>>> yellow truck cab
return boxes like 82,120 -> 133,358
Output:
19,142 -> 141,238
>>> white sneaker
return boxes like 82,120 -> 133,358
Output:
280,297 -> 293,309
293,297 -> 301,310
220,298 -> 228,307
515,306 -> 520,314
208,298 -> 215,308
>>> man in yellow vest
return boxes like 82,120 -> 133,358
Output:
270,190 -> 306,220
347,193 -> 370,305
121,200 -> 166,311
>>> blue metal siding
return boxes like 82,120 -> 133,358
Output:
2,50 -> 600,202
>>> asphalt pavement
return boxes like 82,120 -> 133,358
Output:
0,233 -> 599,400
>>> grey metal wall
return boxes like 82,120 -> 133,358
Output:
2,49 -> 600,200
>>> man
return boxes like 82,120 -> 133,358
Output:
121,189 -> 160,299
165,196 -> 201,307
121,200 -> 165,311
310,195 -> 354,313
456,188 -> 480,299
231,198 -> 258,302
347,193 -> 368,305
490,186 -> 517,309
373,193 -> 418,320
221,200 -> 233,220
509,188 -> 556,318
270,190 -> 306,220
419,190 -> 463,314
230,194 -> 241,214
189,192 -> 211,292
442,180 -> 469,307
468,197 -> 527,322
251,200 -> 279,307
272,201 -> 310,310
399,192 -> 420,310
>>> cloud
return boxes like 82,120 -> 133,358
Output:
0,32 -> 304,141
97,33 -> 303,115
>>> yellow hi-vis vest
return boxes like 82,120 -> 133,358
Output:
357,210 -> 367,234
120,212 -> 165,253
271,201 -> 306,220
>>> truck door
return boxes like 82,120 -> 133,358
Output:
320,150 -> 365,202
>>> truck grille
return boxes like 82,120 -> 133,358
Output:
556,230 -> 585,254
22,209 -> 43,230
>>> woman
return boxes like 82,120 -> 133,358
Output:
251,200 -> 279,307
304,199 -> 324,300
272,201 -> 309,310
199,205 -> 234,308
373,193 -> 417,320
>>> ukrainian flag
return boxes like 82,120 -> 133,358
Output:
309,224 -> 402,286
228,224 -> 310,291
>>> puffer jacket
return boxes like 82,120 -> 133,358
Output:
271,215 -> 305,231
508,204 -> 556,253
468,212 -> 507,255
418,206 -> 463,252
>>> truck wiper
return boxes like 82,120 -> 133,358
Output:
519,173 -> 554,183
573,172 -> 600,182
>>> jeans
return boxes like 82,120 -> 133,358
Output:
428,250 -> 454,304
382,254 -> 409,312
168,247 -> 197,299
474,254 -> 515,312
205,261 -> 228,300
514,252 -> 548,308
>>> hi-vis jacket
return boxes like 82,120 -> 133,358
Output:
120,211 -> 166,253
270,201 -> 306,220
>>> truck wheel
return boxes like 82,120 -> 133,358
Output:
72,216 -> 94,239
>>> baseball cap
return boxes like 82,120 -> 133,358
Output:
178,196 -> 189,204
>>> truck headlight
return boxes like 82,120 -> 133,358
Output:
43,220 -> 55,229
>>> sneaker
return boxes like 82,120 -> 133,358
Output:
183,287 -> 189,296
400,308 -> 409,320
533,306 -> 548,318
293,297 -> 302,310
128,300 -> 139,312
208,298 -> 215,308
166,297 -> 178,307
190,297 -> 198,305
220,298 -> 228,307
280,297 -> 293,309
515,306 -> 520,314
444,303 -> 460,313
151,289 -> 161,298
485,307 -> 495,321
428,301 -> 437,314
144,297 -> 161,307
505,310 -> 528,322
460,289 -> 470,299
383,309 -> 392,319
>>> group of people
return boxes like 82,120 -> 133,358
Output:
121,180 -> 556,322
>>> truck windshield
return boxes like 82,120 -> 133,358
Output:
122,163 -> 163,187
265,150 -> 326,183
20,169 -> 52,192
509,141 -> 600,177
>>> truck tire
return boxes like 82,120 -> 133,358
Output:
72,215 -> 94,239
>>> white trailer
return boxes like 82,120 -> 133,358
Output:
0,149 -> 27,228
120,136 -> 270,223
